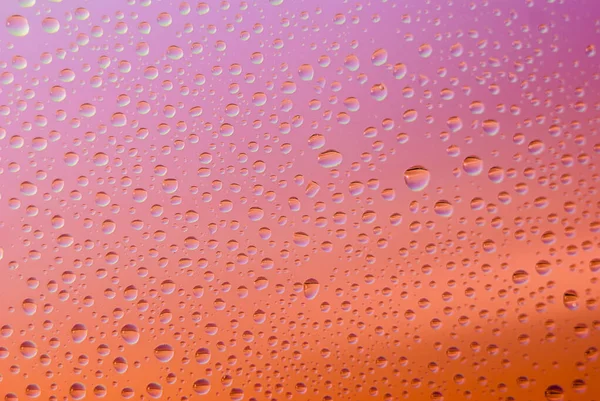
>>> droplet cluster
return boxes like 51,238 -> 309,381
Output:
1,1 -> 599,401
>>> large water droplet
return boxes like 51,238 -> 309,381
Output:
404,166 -> 430,191
6,15 -> 29,36
303,278 -> 320,300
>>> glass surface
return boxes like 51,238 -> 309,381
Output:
0,1 -> 599,400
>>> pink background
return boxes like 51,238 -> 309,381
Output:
1,0 -> 599,400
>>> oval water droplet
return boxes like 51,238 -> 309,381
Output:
318,150 -> 343,168
303,278 -> 320,300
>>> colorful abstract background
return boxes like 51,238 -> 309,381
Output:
0,0 -> 599,400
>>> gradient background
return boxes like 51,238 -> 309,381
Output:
0,0 -> 599,400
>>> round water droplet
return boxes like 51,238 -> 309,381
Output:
434,200 -> 453,217
230,388 -> 244,401
590,258 -> 600,273
535,260 -> 552,275
154,344 -> 174,362
6,15 -> 29,36
404,166 -> 430,191
195,347 -> 211,364
132,188 -> 148,202
482,119 -> 500,135
42,17 -> 60,33
111,112 -> 127,127
50,86 -> 66,102
79,103 -> 96,117
69,383 -> 86,400
298,64 -> 314,81
71,324 -> 88,343
166,45 -> 184,60
303,278 -> 320,300
370,83 -> 388,101
488,166 -> 505,183
371,48 -> 388,66
418,43 -> 433,57
146,383 -> 162,399
197,2 -> 210,14
113,356 -> 128,373
120,324 -> 140,345
25,384 -> 41,398
20,340 -> 38,358
64,152 -> 80,166
544,385 -> 564,401
162,178 -> 178,193
293,232 -> 310,247
512,270 -> 529,285
447,116 -> 463,132
157,12 -> 172,27
462,156 -> 484,176
393,63 -> 407,79
193,379 -> 211,395
93,385 -> 107,398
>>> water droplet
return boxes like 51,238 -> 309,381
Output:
6,15 -> 29,36
544,385 -> 564,401
120,324 -> 140,345
146,383 -> 163,399
71,324 -> 88,343
193,379 -> 211,395
434,200 -> 454,217
318,150 -> 343,168
230,388 -> 244,401
404,166 -> 430,191
462,156 -> 484,176
371,48 -> 388,66
293,232 -> 310,247
195,347 -> 211,364
41,17 -> 60,33
69,383 -> 86,400
298,64 -> 314,81
19,340 -> 38,358
563,290 -> 579,310
370,83 -> 388,101
512,270 -> 529,285
303,278 -> 320,300
154,344 -> 174,362
20,181 -> 37,196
